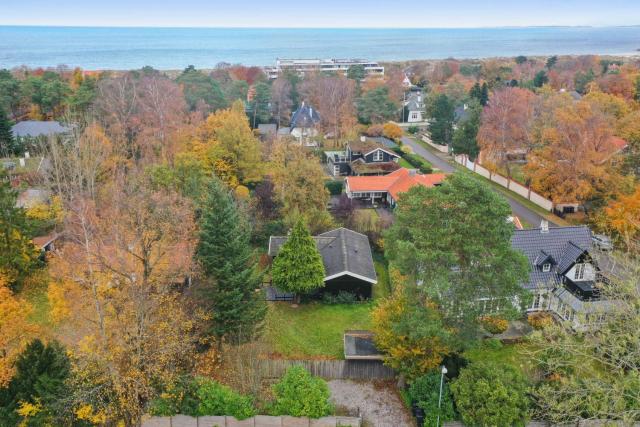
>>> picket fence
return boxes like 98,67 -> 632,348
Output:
258,359 -> 395,380
453,155 -> 554,211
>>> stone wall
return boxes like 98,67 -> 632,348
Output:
142,415 -> 361,427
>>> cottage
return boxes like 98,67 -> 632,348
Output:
345,168 -> 446,207
268,227 -> 377,298
511,222 -> 619,329
404,91 -> 425,123
290,102 -> 320,146
325,136 -> 401,177
12,121 -> 71,140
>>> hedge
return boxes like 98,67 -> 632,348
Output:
401,153 -> 433,174
325,180 -> 344,195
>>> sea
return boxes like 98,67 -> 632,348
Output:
1,26 -> 640,70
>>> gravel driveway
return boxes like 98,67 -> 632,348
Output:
328,379 -> 414,427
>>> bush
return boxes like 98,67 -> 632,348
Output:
407,125 -> 419,134
479,315 -> 509,334
451,361 -> 530,427
408,372 -> 456,426
527,312 -> 553,330
325,180 -> 344,196
402,153 -> 433,174
383,122 -> 403,140
149,376 -> 256,419
270,366 -> 333,418
364,124 -> 384,137
322,291 -> 358,304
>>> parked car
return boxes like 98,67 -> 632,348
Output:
592,234 -> 613,251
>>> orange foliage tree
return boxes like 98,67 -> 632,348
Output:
600,186 -> 640,251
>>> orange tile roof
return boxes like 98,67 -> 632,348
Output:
346,168 -> 447,200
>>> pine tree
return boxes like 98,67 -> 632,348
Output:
427,94 -> 455,146
0,339 -> 70,425
480,83 -> 489,106
196,178 -> 266,346
271,218 -> 325,304
0,107 -> 15,157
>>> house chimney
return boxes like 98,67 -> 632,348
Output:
540,220 -> 549,233
24,151 -> 30,159
360,136 -> 366,142
19,158 -> 25,167
408,169 -> 417,176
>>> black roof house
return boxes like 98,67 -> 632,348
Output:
268,227 -> 377,298
511,225 -> 593,290
290,102 -> 320,129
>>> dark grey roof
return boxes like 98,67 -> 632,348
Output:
366,136 -> 398,149
268,227 -> 377,284
511,226 -> 592,290
558,241 -> 588,275
12,121 -> 70,138
290,103 -> 320,128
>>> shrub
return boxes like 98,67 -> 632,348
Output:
407,125 -> 419,134
149,376 -> 256,419
408,372 -> 456,426
382,122 -> 403,140
325,180 -> 344,196
479,315 -> 509,334
451,361 -> 530,427
402,153 -> 433,174
322,291 -> 358,304
270,366 -> 333,418
527,312 -> 553,330
364,124 -> 384,137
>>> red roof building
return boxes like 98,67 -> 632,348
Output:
345,168 -> 447,206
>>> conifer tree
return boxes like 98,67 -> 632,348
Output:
196,178 -> 266,347
0,107 -> 15,157
271,218 -> 325,303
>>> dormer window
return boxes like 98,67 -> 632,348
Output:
575,263 -> 585,280
542,263 -> 551,272
373,150 -> 384,162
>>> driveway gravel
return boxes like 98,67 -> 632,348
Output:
328,379 -> 414,427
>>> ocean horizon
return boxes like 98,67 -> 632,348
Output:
1,25 -> 640,70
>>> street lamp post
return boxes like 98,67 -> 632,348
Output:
437,365 -> 448,427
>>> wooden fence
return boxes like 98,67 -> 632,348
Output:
258,359 -> 396,380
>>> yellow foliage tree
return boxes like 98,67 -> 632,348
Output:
192,100 -> 263,186
372,286 -> 451,380
382,122 -> 403,140
0,274 -> 38,386
600,186 -> 640,251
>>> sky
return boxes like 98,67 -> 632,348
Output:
2,0 -> 640,28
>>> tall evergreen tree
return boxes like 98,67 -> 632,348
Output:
451,101 -> 481,161
271,218 -> 325,304
0,107 -> 15,157
196,178 -> 266,346
480,82 -> 489,106
427,94 -> 455,146
0,339 -> 70,425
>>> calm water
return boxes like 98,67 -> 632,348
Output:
1,26 -> 640,70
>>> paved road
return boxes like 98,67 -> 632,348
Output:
401,136 -> 557,227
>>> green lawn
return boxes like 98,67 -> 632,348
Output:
464,339 -> 537,380
1,156 -> 42,175
373,254 -> 392,300
263,302 -> 373,359
398,157 -> 413,168
21,277 -> 53,328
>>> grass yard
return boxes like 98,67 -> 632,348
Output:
398,157 -> 413,168
263,302 -> 373,359
464,339 -> 537,380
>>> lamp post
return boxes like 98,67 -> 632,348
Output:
437,365 -> 448,427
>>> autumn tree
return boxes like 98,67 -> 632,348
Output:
48,179 -> 200,426
372,285 -> 452,380
385,173 -> 530,337
0,177 -> 41,287
526,101 -> 620,205
196,178 -> 266,347
478,87 -> 536,178
599,186 -> 640,251
300,74 -> 356,140
0,274 -> 38,387
382,122 -> 403,140
192,100 -> 263,186
271,218 -> 325,303
269,141 -> 332,232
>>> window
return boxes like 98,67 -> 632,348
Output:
542,263 -> 551,272
575,263 -> 585,280
333,165 -> 340,176
411,112 -> 418,120
373,150 -> 384,162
